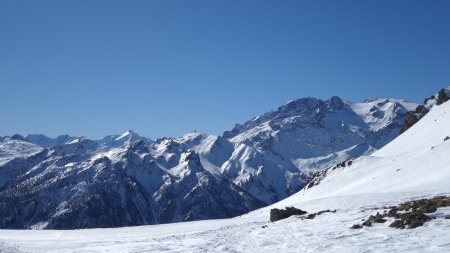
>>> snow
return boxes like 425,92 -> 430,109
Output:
1,100 -> 449,252
0,139 -> 42,166
293,99 -> 450,201
116,130 -> 135,141
1,193 -> 450,252
349,98 -> 417,131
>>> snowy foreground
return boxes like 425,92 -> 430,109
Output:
1,192 -> 450,253
1,100 -> 450,252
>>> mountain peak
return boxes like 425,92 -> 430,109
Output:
279,97 -> 321,112
10,134 -> 27,141
327,96 -> 345,110
117,130 -> 136,139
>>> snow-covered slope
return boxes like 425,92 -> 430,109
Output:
270,97 -> 450,207
0,99 -> 449,252
0,136 -> 42,166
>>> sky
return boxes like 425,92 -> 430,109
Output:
1,0 -> 450,139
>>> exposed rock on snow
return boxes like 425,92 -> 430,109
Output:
353,196 -> 450,230
304,209 -> 336,220
269,207 -> 307,222
400,86 -> 450,133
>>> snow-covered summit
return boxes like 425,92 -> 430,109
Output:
98,130 -> 153,147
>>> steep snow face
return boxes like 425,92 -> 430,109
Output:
289,99 -> 450,203
219,96 -> 416,204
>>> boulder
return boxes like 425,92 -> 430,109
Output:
270,207 -> 307,222
350,224 -> 363,229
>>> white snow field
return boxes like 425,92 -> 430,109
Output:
1,101 -> 450,253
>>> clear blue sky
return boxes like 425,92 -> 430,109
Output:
1,0 -> 449,139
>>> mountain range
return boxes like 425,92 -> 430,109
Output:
1,86 -> 449,252
2,91 -> 442,229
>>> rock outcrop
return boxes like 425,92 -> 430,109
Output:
270,207 -> 307,222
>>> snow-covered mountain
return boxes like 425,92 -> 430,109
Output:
24,134 -> 78,148
0,137 -> 263,229
1,90 -> 449,252
285,96 -> 450,203
97,130 -> 154,147
218,96 -> 417,203
0,96 -> 417,229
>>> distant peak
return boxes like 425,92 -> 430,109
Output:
66,137 -> 89,144
364,98 -> 380,103
117,130 -> 138,140
124,129 -> 136,135
327,96 -> 345,110
278,97 -> 321,112
328,96 -> 344,104
329,95 -> 343,100
11,134 -> 27,141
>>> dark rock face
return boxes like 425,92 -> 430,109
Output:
400,87 -> 450,134
270,207 -> 307,222
436,88 -> 450,105
400,112 -> 421,134
400,105 -> 430,134
304,158 -> 356,190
